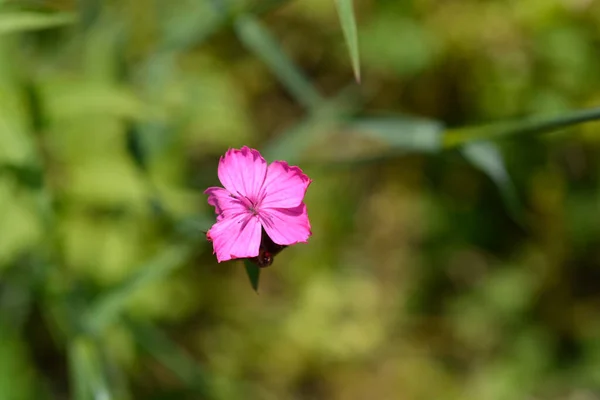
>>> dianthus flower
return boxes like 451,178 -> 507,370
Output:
205,147 -> 311,266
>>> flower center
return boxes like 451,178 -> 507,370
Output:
231,192 -> 260,215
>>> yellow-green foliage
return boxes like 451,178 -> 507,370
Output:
1,1 -> 600,399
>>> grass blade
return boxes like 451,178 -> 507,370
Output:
0,12 -> 75,35
348,116 -> 443,153
265,113 -> 440,166
68,337 -> 112,400
443,106 -> 600,149
234,14 -> 323,109
461,141 -> 523,224
334,0 -> 360,82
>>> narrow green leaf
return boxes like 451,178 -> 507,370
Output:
287,115 -> 442,166
443,106 -> 600,149
233,14 -> 323,109
461,142 -> 509,185
0,12 -> 75,35
461,141 -> 523,223
69,339 -> 90,400
334,0 -> 360,82
349,116 -> 443,152
244,259 -> 260,293
68,337 -> 112,400
84,245 -> 192,334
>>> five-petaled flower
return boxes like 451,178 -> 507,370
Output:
205,146 -> 312,264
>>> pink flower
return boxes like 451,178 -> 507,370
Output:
205,146 -> 312,264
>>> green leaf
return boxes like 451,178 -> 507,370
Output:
298,115 -> 442,165
443,106 -> 600,149
233,14 -> 323,109
334,0 -> 360,82
68,339 -> 90,400
84,244 -> 192,334
0,12 -> 75,35
244,259 -> 260,293
68,337 -> 112,400
461,142 -> 510,186
349,116 -> 443,152
461,141 -> 523,223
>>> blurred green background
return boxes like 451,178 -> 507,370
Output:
3,0 -> 600,399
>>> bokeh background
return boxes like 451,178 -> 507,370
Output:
3,0 -> 600,399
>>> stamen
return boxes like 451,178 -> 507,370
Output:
234,190 -> 260,215
238,215 -> 253,230
259,212 -> 274,228
257,189 -> 268,206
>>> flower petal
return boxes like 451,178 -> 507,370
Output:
260,161 -> 311,209
205,187 -> 247,220
259,203 -> 311,246
218,147 -> 267,201
207,213 -> 262,262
